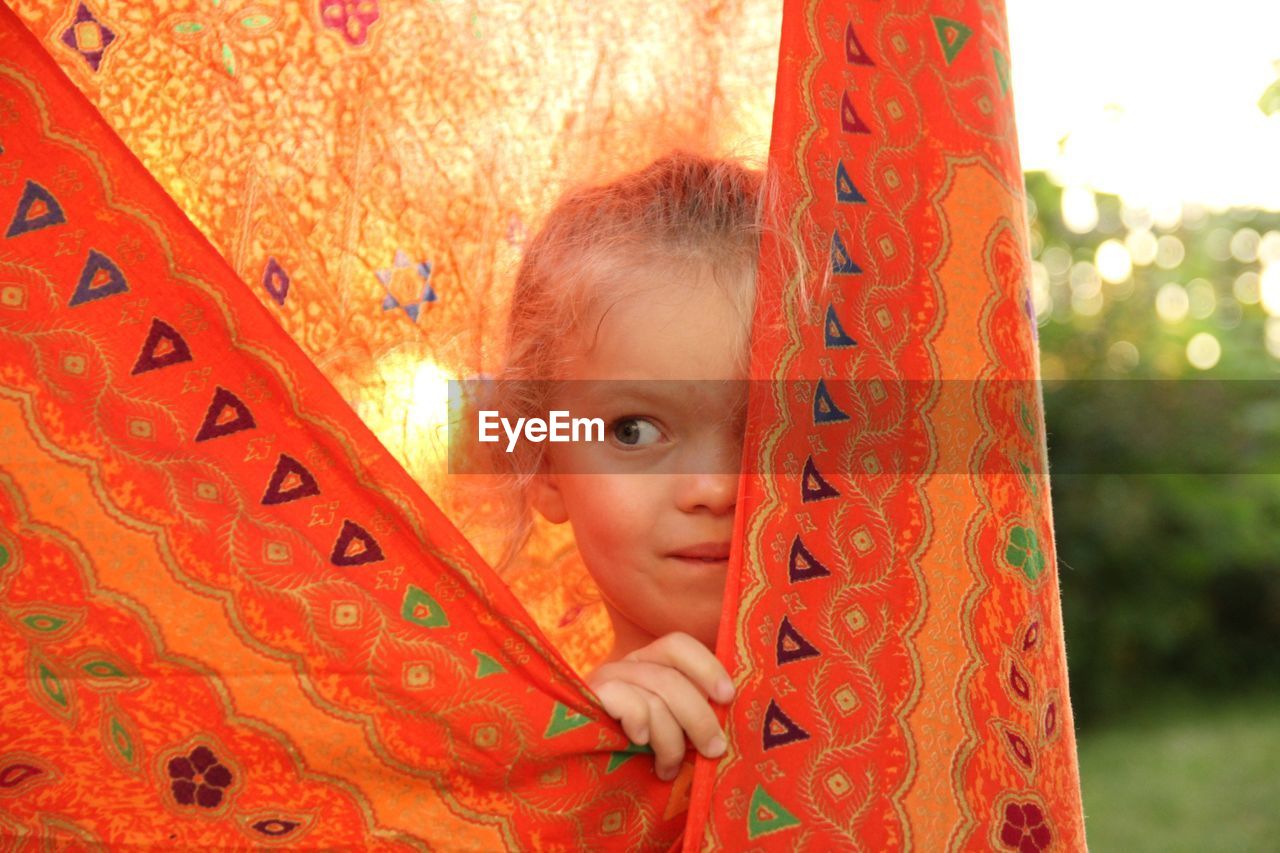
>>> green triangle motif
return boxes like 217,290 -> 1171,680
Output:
606,742 -> 654,773
543,702 -> 592,739
472,650 -> 505,678
992,47 -> 1011,94
747,785 -> 801,840
931,16 -> 973,66
400,584 -> 449,628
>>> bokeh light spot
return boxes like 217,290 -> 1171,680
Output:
1186,278 -> 1217,319
1041,245 -> 1073,277
1155,282 -> 1189,323
1234,270 -> 1261,305
1106,340 -> 1140,373
1260,265 -> 1280,317
1125,229 -> 1158,266
1258,230 -> 1280,265
1266,318 -> 1280,360
1095,239 -> 1132,283
1062,186 -> 1099,234
1155,234 -> 1186,269
1030,260 -> 1053,321
1229,228 -> 1261,263
1185,332 -> 1221,370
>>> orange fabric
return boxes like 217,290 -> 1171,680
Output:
0,8 -> 680,847
686,4 -> 1085,848
0,0 -> 1085,849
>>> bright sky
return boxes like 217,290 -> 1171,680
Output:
1007,0 -> 1280,211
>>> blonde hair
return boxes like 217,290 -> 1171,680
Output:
461,149 -> 824,572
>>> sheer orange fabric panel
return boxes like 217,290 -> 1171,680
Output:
0,0 -> 1085,849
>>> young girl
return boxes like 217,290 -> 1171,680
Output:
472,151 -> 811,781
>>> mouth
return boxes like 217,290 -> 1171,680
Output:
668,543 -> 732,562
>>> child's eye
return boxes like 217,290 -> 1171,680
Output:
611,417 -> 663,447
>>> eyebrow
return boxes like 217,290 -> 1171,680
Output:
598,384 -> 680,406
579,381 -> 748,416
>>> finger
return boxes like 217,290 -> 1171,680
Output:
642,690 -> 685,781
596,661 -> 726,759
592,680 -> 652,745
625,632 -> 735,704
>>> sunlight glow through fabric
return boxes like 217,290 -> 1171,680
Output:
0,1 -> 1085,848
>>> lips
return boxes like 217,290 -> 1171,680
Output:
669,542 -> 732,560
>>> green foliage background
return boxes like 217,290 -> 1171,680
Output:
1027,172 -> 1280,726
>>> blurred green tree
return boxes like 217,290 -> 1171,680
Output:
1026,172 -> 1280,724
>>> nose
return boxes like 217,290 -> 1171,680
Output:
675,469 -> 739,515
674,435 -> 742,516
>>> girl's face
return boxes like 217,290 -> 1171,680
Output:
528,265 -> 749,658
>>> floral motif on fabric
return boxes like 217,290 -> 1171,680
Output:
165,743 -> 235,810
996,797 -> 1054,852
319,0 -> 379,47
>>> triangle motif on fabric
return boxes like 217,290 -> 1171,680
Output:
69,249 -> 128,307
330,519 -> 385,567
605,742 -> 652,774
762,699 -> 811,750
401,584 -> 448,627
746,785 -> 801,840
788,535 -> 831,583
812,378 -> 850,424
5,180 -> 66,238
845,22 -> 874,66
261,453 -> 320,505
992,47 -> 1011,94
932,16 -> 973,65
473,649 -> 505,678
130,318 -> 192,375
830,231 -> 862,275
776,616 -> 821,665
543,702 -> 592,739
194,386 -> 255,442
840,91 -> 871,134
824,304 -> 858,348
835,160 -> 866,204
800,456 -> 840,502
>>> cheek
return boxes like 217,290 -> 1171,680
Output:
559,476 -> 658,549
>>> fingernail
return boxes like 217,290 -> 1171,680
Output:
658,766 -> 677,782
635,728 -> 649,745
714,678 -> 735,703
706,736 -> 726,758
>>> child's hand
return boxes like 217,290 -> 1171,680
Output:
586,632 -> 735,782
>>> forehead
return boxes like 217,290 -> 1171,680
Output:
567,268 -> 750,383
566,378 -> 746,418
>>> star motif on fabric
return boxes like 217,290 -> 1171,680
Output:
375,248 -> 436,322
59,2 -> 119,73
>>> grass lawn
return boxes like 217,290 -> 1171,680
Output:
1076,691 -> 1280,851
